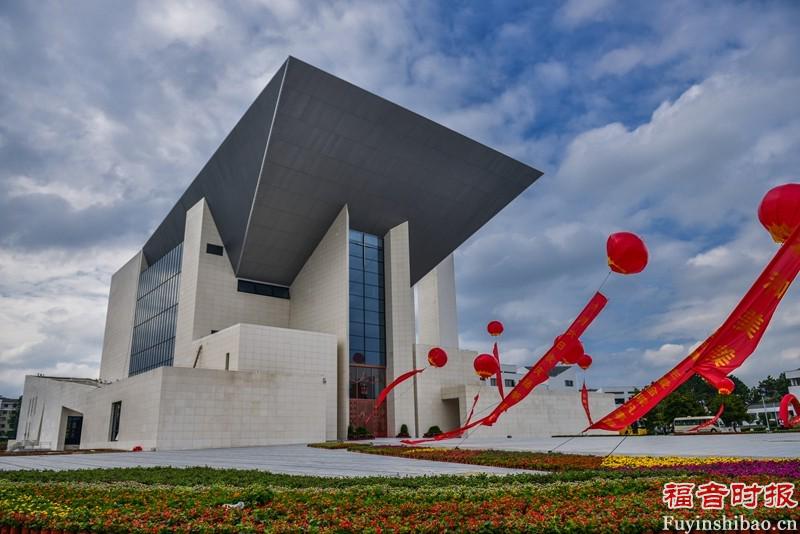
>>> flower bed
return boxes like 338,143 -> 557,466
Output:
311,443 -> 799,477
1,474 -> 797,533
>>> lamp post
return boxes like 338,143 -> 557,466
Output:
759,388 -> 772,433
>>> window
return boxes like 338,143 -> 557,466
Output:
615,398 -> 625,405
206,243 -> 224,256
237,280 -> 290,299
109,401 -> 122,441
130,243 -> 182,376
565,380 -> 574,387
504,379 -> 516,387
490,378 -> 497,386
225,353 -> 230,371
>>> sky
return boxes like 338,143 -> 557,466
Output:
1,0 -> 799,397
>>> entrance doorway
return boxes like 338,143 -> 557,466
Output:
64,415 -> 83,449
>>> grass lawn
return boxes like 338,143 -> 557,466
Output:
0,445 -> 797,533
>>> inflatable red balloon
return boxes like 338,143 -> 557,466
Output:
758,183 -> 800,243
607,232 -> 648,274
474,353 -> 499,379
487,320 -> 504,337
717,377 -> 735,396
577,353 -> 593,370
556,336 -> 584,365
427,347 -> 448,368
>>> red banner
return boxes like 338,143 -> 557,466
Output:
590,225 -> 800,431
492,342 -> 505,399
687,403 -> 725,432
482,292 -> 608,425
581,382 -> 593,425
374,368 -> 424,412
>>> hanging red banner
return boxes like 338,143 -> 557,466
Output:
779,394 -> 800,428
374,368 -> 424,412
590,224 -> 800,431
581,382 -> 593,426
687,403 -> 725,432
492,342 -> 505,399
482,292 -> 608,426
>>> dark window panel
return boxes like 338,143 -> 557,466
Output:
206,243 -> 224,256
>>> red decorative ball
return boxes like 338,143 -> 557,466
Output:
556,336 -> 584,365
758,183 -> 800,243
427,347 -> 448,368
474,353 -> 499,379
607,232 -> 648,275
717,378 -> 735,396
577,353 -> 593,370
487,320 -> 504,337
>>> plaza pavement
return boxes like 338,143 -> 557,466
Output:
0,443 -> 529,476
376,432 -> 800,458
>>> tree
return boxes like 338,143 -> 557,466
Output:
751,373 -> 789,402
709,393 -> 749,425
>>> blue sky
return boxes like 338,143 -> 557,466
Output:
1,0 -> 799,396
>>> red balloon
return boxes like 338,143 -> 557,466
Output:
427,347 -> 448,368
758,183 -> 800,243
487,320 -> 504,337
577,353 -> 593,370
557,336 -> 584,365
717,378 -> 735,396
474,353 -> 499,379
607,232 -> 648,274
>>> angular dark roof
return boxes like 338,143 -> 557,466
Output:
143,57 -> 543,286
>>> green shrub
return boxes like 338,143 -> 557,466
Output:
423,425 -> 442,438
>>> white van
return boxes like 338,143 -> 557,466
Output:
673,416 -> 730,433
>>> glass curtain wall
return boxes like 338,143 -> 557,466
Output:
129,243 -> 183,376
348,230 -> 387,436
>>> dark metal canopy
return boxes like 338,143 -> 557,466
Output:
142,57 -> 543,286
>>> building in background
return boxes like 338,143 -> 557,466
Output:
598,386 -> 641,406
787,368 -> 800,398
0,396 -> 21,440
13,57 -> 615,451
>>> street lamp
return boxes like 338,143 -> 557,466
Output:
759,388 -> 772,433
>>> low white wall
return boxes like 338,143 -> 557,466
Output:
156,367 -> 329,449
444,384 -> 617,439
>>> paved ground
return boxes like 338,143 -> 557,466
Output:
375,432 -> 800,458
0,444 -> 528,476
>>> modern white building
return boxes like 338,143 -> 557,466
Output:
787,368 -> 800,398
13,57 -> 615,451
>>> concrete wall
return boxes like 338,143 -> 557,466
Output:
99,252 -> 145,381
289,206 -> 349,440
384,222 -> 418,437
189,324 -> 336,378
80,370 -> 164,450
415,254 -> 459,348
173,198 -> 291,368
156,367 -> 329,449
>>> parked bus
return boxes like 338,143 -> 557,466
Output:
672,416 -> 730,434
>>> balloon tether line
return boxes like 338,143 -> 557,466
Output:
604,434 -> 628,458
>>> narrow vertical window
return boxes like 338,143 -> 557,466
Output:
109,401 -> 122,441
225,353 -> 230,371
